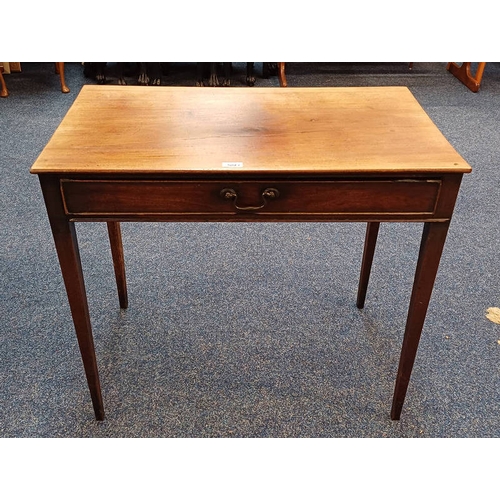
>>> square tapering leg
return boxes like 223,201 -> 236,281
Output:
40,176 -> 105,420
391,221 -> 450,420
107,222 -> 128,309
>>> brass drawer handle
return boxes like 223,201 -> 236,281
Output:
220,187 -> 280,211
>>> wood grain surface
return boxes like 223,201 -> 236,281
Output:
31,85 -> 472,175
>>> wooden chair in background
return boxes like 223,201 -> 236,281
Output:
0,62 -> 69,98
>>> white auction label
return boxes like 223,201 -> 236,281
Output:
222,162 -> 243,168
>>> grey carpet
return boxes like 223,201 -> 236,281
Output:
1,62 -> 499,437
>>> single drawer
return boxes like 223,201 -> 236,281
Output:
60,179 -> 441,217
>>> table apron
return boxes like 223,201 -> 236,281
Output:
56,176 -> 462,222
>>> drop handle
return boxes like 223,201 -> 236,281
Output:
220,187 -> 280,211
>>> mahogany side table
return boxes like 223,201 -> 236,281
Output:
31,85 -> 471,420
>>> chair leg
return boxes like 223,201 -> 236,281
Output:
278,62 -> 287,87
55,62 -> 70,93
0,67 -> 8,97
447,62 -> 486,92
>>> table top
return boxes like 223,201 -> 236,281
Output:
30,85 -> 472,175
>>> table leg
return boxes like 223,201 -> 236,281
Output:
357,222 -> 380,309
107,222 -> 128,309
39,177 -> 105,420
391,221 -> 450,420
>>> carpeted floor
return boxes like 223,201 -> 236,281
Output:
1,62 -> 499,438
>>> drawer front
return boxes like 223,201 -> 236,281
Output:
61,179 -> 441,217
